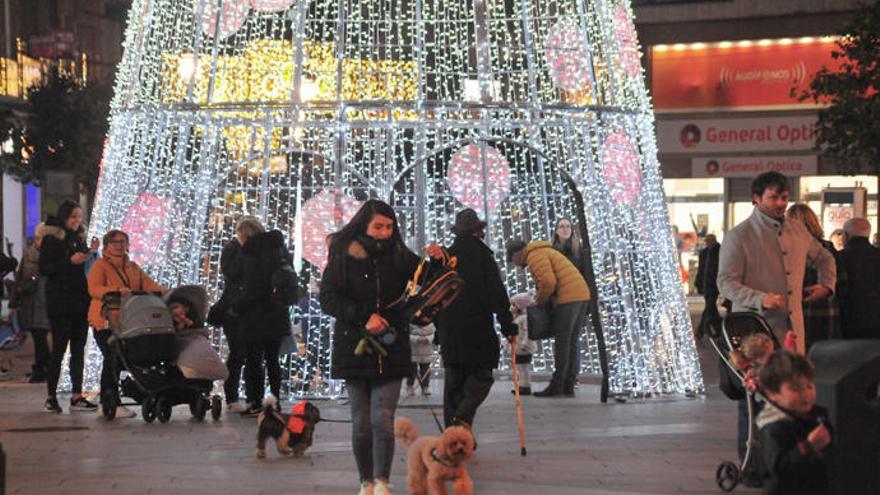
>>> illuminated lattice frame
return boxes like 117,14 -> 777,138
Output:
88,0 -> 703,399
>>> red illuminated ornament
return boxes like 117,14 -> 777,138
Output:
601,132 -> 641,207
447,144 -> 511,211
296,190 -> 362,270
612,4 -> 641,78
196,0 -> 249,39
544,17 -> 593,93
120,194 -> 176,267
249,0 -> 296,12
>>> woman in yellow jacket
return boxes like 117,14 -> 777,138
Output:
88,229 -> 164,418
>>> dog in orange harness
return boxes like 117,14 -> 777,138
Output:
256,398 -> 321,459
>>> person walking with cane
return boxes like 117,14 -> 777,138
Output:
430,209 -> 517,432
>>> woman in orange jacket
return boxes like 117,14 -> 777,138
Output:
87,229 -> 164,418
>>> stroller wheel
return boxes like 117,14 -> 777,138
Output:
142,396 -> 156,423
716,461 -> 740,492
210,396 -> 222,421
190,398 -> 207,421
157,396 -> 172,423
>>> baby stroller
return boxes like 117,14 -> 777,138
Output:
101,287 -> 223,423
707,312 -> 780,492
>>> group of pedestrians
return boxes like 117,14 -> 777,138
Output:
319,201 -> 593,495
697,171 -> 879,492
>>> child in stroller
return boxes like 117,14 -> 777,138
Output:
101,286 -> 225,422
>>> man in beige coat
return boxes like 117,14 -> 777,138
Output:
718,171 -> 836,355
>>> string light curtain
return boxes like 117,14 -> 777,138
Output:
87,0 -> 703,399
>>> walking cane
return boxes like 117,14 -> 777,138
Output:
510,339 -> 527,456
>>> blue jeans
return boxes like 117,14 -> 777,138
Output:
347,377 -> 402,482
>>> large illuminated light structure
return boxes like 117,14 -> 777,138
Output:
90,0 -> 703,399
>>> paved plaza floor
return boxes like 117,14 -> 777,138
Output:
1,305 -> 760,495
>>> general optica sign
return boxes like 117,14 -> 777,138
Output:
651,38 -> 840,110
656,115 -> 817,153
691,155 -> 818,178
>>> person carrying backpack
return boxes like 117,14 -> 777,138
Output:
235,228 -> 296,416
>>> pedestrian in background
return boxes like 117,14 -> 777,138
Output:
507,238 -> 590,397
405,322 -> 435,397
9,224 -> 54,383
786,204 -> 840,350
39,200 -> 97,413
836,217 -> 880,339
695,233 -> 721,338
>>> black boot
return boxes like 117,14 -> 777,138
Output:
563,378 -> 576,397
533,384 -> 563,397
28,365 -> 46,384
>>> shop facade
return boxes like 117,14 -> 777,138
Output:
640,33 -> 875,292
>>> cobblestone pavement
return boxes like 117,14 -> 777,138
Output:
2,304 -> 759,495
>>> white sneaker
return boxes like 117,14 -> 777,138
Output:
358,481 -> 374,495
116,406 -> 137,418
227,401 -> 249,413
374,479 -> 393,495
405,386 -> 415,397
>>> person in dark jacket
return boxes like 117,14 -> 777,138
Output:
837,217 -> 880,339
433,208 -> 517,430
320,200 -> 420,495
9,224 -> 56,383
695,234 -> 721,338
235,228 -> 294,416
220,216 -> 263,412
39,200 -> 97,413
756,350 -> 831,495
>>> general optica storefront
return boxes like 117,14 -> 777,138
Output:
646,37 -> 877,292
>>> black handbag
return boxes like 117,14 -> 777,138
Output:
527,304 -> 555,340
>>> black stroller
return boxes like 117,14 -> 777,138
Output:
706,312 -> 781,492
101,288 -> 222,423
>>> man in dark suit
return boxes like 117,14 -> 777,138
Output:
695,234 -> 720,338
837,218 -> 880,339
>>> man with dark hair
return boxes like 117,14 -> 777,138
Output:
718,171 -> 835,485
718,171 -> 836,353
433,209 -> 517,429
836,217 -> 880,339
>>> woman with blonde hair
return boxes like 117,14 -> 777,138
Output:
786,204 -> 840,350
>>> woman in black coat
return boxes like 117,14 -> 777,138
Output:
320,200 -> 419,495
39,200 -> 97,413
235,228 -> 293,415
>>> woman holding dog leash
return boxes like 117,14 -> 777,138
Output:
320,200 -> 423,495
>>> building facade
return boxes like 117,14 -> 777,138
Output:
633,0 -> 869,289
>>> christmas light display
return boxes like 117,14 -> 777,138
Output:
87,0 -> 703,399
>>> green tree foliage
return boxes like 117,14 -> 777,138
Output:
0,72 -> 111,198
797,1 -> 880,174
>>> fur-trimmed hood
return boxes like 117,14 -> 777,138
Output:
38,224 -> 66,241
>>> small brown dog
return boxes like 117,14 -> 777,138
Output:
394,416 -> 475,495
255,398 -> 321,459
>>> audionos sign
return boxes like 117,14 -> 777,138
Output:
656,115 -> 817,153
691,155 -> 818,178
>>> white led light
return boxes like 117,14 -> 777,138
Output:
84,0 -> 704,399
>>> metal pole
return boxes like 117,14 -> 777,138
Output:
3,0 -> 12,60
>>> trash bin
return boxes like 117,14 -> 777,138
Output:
809,339 -> 880,495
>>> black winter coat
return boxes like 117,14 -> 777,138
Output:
435,234 -> 516,369
38,220 -> 89,317
758,405 -> 830,495
235,230 -> 293,342
320,237 -> 419,380
837,236 -> 880,339
696,243 -> 720,297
